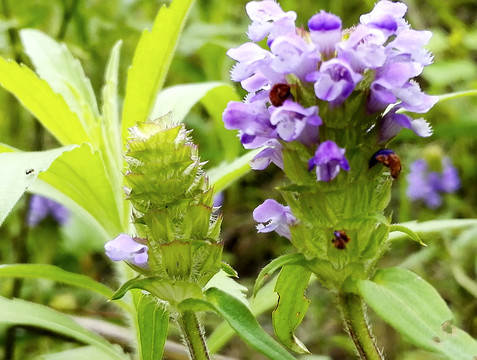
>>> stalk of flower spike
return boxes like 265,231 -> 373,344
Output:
104,115 -> 224,360
225,0 -> 438,358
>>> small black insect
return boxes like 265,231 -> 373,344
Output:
25,168 -> 35,175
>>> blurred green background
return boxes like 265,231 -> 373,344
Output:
1,0 -> 477,359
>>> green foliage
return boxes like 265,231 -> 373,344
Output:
0,296 -> 128,360
358,268 -> 477,360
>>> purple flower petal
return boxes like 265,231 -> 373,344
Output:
253,199 -> 297,239
308,141 -> 350,182
308,11 -> 342,56
104,234 -> 149,268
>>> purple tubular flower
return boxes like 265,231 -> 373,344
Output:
269,100 -> 321,143
308,11 -> 342,56
250,139 -> 284,170
246,0 -> 297,43
104,234 -> 149,268
307,59 -> 362,106
253,199 -> 297,239
359,0 -> 408,36
407,158 -> 460,209
308,140 -> 350,182
28,195 -> 70,227
379,107 -> 433,143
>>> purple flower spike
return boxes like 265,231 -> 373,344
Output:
308,140 -> 350,182
253,199 -> 297,239
28,195 -> 70,227
308,11 -> 342,56
104,234 -> 149,268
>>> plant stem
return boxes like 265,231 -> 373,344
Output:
177,311 -> 210,360
338,292 -> 384,360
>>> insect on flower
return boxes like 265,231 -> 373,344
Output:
369,149 -> 402,179
269,83 -> 292,107
332,230 -> 350,249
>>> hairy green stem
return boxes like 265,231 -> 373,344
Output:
177,311 -> 210,360
338,292 -> 384,360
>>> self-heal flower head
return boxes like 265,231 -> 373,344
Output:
105,233 -> 149,268
308,140 -> 350,182
407,158 -> 460,209
253,199 -> 297,239
28,195 -> 69,227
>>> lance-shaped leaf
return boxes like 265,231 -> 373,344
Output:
136,294 -> 170,360
121,0 -> 195,140
20,29 -> 100,138
0,58 -> 91,145
0,146 -> 75,226
273,265 -> 311,354
0,296 -> 128,360
389,224 -> 426,246
358,267 -> 477,359
179,287 -> 297,360
388,219 -> 477,241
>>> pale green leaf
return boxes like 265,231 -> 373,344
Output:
136,294 -> 170,360
208,149 -> 261,194
389,224 -> 426,246
20,29 -> 100,135
273,265 -> 311,354
0,297 -> 128,360
0,57 -> 91,145
37,144 -> 123,236
35,346 -> 122,360
358,268 -> 477,359
121,0 -> 196,140
204,270 -> 249,307
0,146 -> 75,226
388,220 -> 477,241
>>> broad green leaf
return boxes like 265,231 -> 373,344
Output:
208,275 -> 279,354
388,220 -> 477,241
0,264 -> 131,312
35,346 -> 121,360
0,146 -> 75,226
204,270 -> 249,307
37,144 -> 123,237
20,29 -> 100,138
208,148 -> 261,194
149,82 -> 225,123
121,0 -> 195,140
0,57 -> 91,145
273,265 -> 311,354
136,294 -> 170,360
358,268 -> 477,359
204,287 -> 297,360
253,253 -> 308,297
0,296 -> 128,360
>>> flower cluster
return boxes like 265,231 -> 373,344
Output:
223,0 -> 437,239
28,195 -> 69,227
407,157 -> 460,209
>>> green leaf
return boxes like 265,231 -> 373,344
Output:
389,224 -> 426,246
35,346 -> 121,360
388,220 -> 477,241
0,146 -> 75,227
150,81 -> 225,123
111,277 -> 202,306
204,270 -> 249,307
37,144 -> 123,236
0,57 -> 91,145
253,253 -> 308,297
208,148 -> 261,194
204,287 -> 297,360
0,264 -> 130,312
20,29 -> 100,137
136,294 -> 170,360
0,297 -> 128,360
121,0 -> 196,140
273,265 -> 311,354
358,268 -> 477,359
